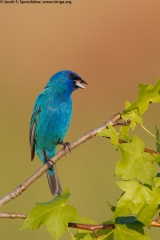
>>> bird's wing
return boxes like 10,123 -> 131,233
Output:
29,105 -> 41,161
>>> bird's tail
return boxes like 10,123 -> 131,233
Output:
47,165 -> 62,196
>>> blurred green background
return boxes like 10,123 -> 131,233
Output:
0,0 -> 160,239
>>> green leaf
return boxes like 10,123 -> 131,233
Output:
73,233 -> 97,240
113,180 -> 160,227
154,175 -> 160,188
97,125 -> 119,148
155,126 -> 160,152
116,216 -> 139,225
80,234 -> 96,240
152,154 -> 160,163
119,126 -> 131,142
21,189 -> 79,240
122,101 -> 143,130
97,221 -> 114,240
107,201 -> 116,213
115,136 -> 156,185
125,80 -> 160,116
114,221 -> 151,240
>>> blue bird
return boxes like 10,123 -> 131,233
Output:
30,70 -> 87,196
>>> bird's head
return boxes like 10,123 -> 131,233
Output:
46,70 -> 87,95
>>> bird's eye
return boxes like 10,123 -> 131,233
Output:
69,73 -> 75,79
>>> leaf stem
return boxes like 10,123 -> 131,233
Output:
140,124 -> 155,138
68,228 -> 76,239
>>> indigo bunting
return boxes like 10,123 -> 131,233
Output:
30,70 -> 87,196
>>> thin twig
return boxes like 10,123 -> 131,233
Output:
68,220 -> 160,238
151,221 -> 160,227
68,221 -> 160,230
151,213 -> 160,227
0,212 -> 27,219
68,222 -> 115,238
68,222 -> 115,230
0,113 -> 121,207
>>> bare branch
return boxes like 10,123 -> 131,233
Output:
151,213 -> 160,227
68,221 -> 160,230
68,222 -> 115,230
0,212 -> 27,219
0,113 -> 121,207
68,220 -> 160,238
151,221 -> 160,227
68,222 -> 115,238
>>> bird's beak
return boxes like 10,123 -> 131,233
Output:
75,79 -> 88,89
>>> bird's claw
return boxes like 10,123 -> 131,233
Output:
44,149 -> 54,170
58,140 -> 71,154
63,142 -> 71,153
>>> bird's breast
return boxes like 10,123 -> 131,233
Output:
35,97 -> 72,150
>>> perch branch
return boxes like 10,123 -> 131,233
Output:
0,112 -> 121,207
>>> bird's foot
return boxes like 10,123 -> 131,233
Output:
58,140 -> 71,154
44,149 -> 54,170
